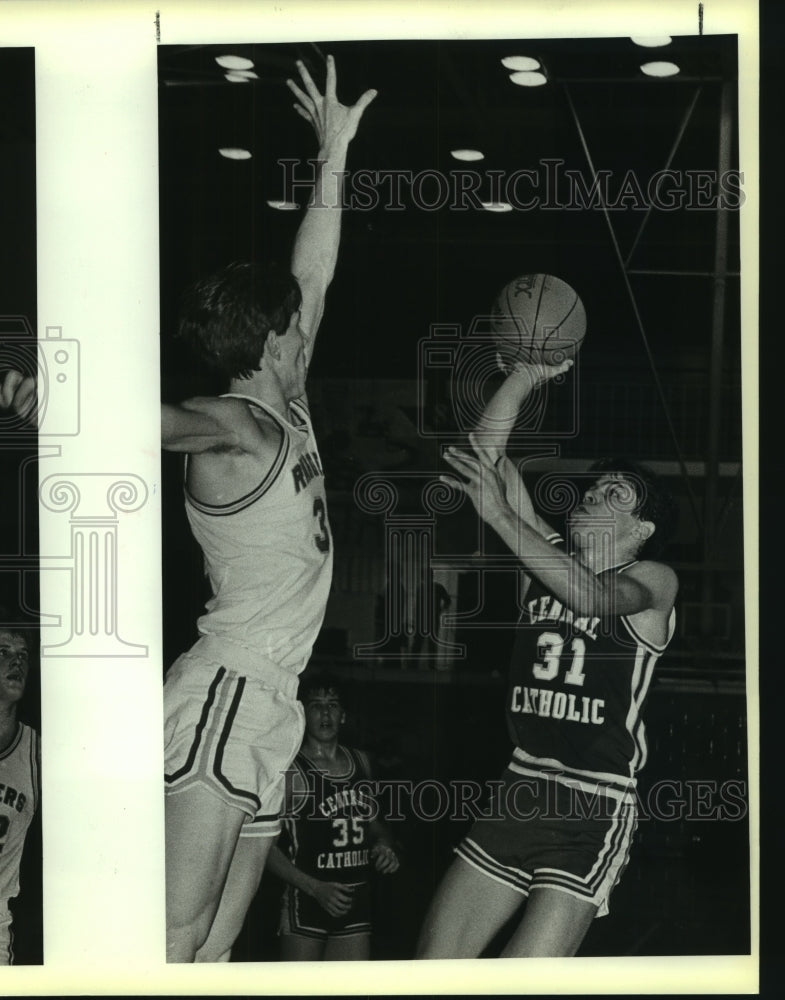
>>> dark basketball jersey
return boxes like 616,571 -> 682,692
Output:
507,538 -> 675,793
282,746 -> 374,884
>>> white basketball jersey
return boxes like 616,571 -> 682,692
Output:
0,724 -> 39,921
186,395 -> 333,675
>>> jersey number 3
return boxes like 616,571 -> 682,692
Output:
313,497 -> 330,553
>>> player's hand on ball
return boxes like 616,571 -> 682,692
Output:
0,369 -> 36,425
287,54 -> 377,150
370,842 -> 400,874
310,879 -> 354,917
496,351 -> 573,384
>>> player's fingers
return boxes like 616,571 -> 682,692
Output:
443,448 -> 480,475
0,369 -> 23,410
13,376 -> 36,415
295,59 -> 322,104
545,358 -> 573,379
324,53 -> 337,100
438,474 -> 466,493
352,87 -> 378,115
293,104 -> 313,123
286,78 -> 315,113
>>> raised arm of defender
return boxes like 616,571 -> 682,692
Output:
287,55 -> 377,358
161,396 -> 275,455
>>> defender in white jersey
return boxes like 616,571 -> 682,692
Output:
418,359 -> 678,958
161,57 -> 377,963
0,629 -> 39,965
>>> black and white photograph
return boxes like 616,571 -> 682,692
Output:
158,30 -> 751,968
0,46 -> 42,967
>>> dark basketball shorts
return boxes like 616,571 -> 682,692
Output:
163,638 -> 304,837
456,768 -> 637,917
279,881 -> 372,940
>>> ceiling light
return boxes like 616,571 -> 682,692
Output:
640,61 -> 680,77
215,55 -> 254,71
218,147 -> 252,160
480,201 -> 513,213
630,36 -> 673,47
267,200 -> 299,211
509,71 -> 548,87
450,149 -> 485,162
501,55 -> 540,71
225,72 -> 250,83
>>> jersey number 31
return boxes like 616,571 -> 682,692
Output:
533,632 -> 587,686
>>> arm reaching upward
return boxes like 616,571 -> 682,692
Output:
287,55 -> 377,360
469,358 -> 572,536
161,396 -> 273,455
473,356 -> 573,461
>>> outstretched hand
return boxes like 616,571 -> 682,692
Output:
0,369 -> 36,426
287,54 -> 377,150
441,441 -> 510,526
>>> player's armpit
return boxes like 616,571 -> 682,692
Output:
589,561 -> 678,620
616,560 -> 678,614
161,397 -> 269,455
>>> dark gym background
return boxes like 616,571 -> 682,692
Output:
0,46 -> 42,966
158,35 -> 749,960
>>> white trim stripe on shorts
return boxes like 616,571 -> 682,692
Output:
165,664 -> 262,813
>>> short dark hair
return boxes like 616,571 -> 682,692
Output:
298,670 -> 346,706
589,458 -> 678,559
176,261 -> 302,381
0,608 -> 34,647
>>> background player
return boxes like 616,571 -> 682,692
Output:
417,358 -> 678,957
0,624 -> 38,965
0,367 -> 40,965
266,672 -> 399,961
160,57 -> 377,962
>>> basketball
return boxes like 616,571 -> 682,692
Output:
490,274 -> 586,366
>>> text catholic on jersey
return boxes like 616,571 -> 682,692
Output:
510,685 -> 605,726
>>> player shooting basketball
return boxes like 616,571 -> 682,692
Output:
160,56 -> 377,963
417,345 -> 678,957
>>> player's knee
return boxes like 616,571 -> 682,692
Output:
166,919 -> 208,964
